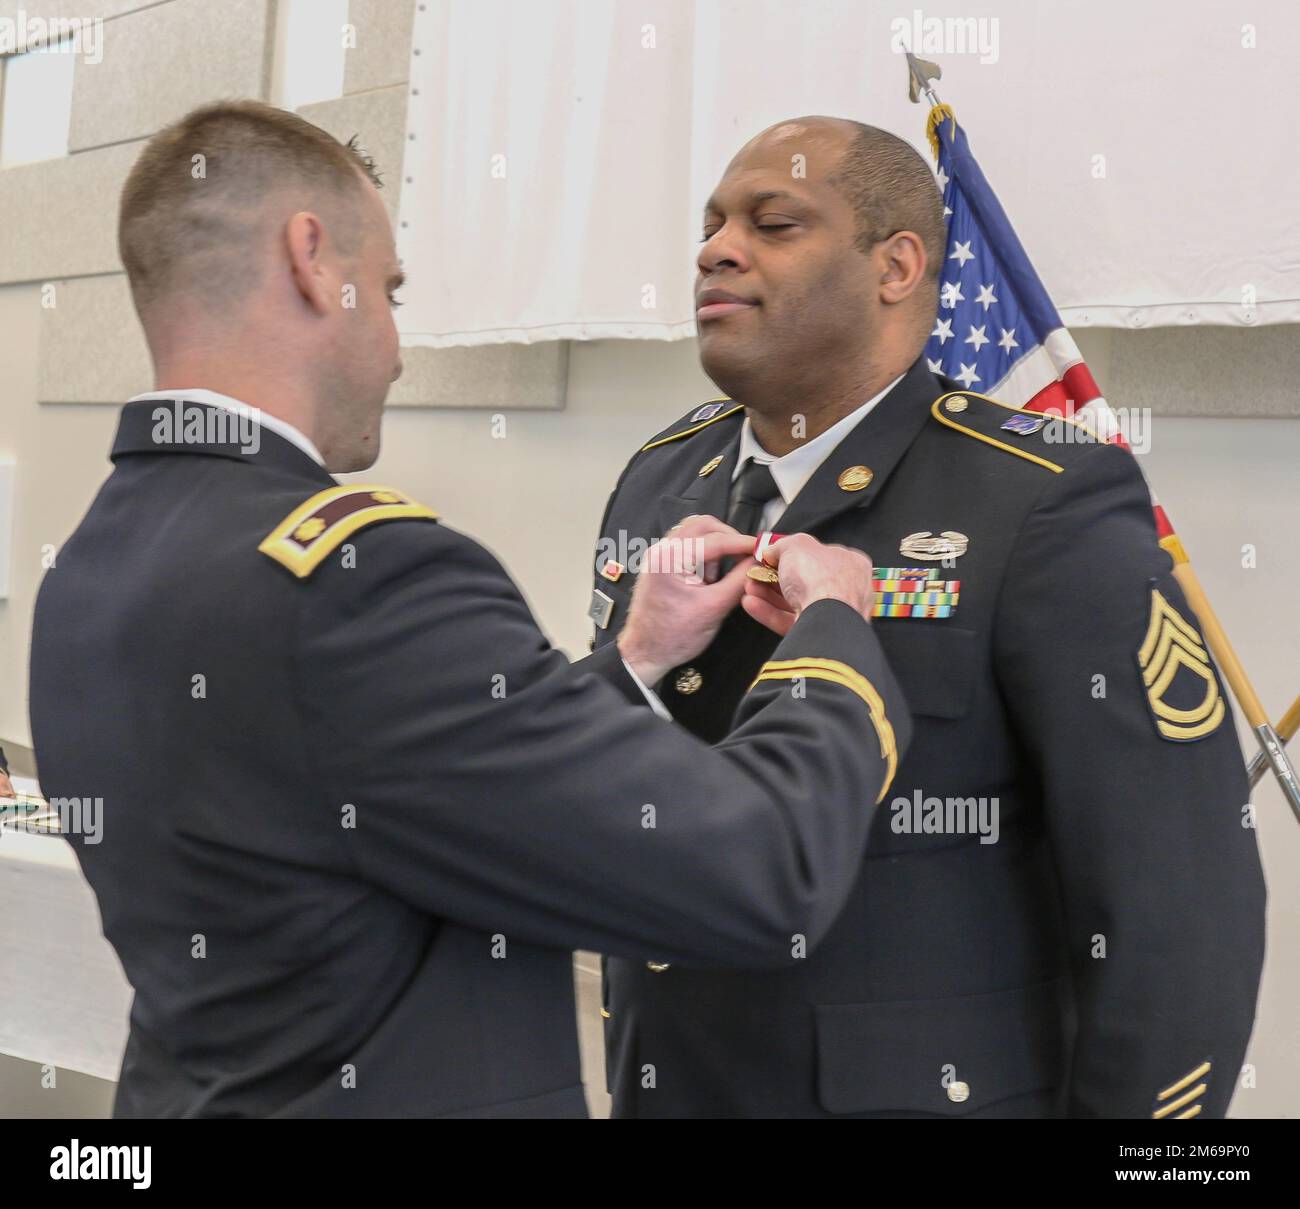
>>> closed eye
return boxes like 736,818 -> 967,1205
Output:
700,219 -> 800,242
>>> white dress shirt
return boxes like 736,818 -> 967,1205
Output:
731,373 -> 905,530
127,388 -> 327,469
624,659 -> 672,719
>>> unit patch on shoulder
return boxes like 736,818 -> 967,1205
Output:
1136,580 -> 1225,742
1000,413 -> 1047,436
259,484 -> 438,578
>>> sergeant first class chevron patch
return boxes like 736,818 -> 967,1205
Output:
1137,578 -> 1226,742
259,485 -> 438,578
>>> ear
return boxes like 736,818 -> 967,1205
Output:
877,230 -> 928,306
284,210 -> 333,316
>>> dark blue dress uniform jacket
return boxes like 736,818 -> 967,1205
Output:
594,356 -> 1267,1119
27,399 -> 911,1118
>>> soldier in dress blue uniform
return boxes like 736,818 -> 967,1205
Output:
593,117 -> 1267,1118
26,103 -> 912,1118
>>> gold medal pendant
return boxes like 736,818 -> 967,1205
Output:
747,532 -> 784,583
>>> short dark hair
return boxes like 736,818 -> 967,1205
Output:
119,100 -> 383,315
827,122 -> 947,282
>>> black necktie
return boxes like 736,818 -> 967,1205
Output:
727,459 -> 781,536
723,460 -> 781,571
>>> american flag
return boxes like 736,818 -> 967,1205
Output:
921,105 -> 1177,546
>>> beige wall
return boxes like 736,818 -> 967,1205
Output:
1,0 -> 1297,1118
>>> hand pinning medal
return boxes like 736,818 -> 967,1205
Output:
746,532 -> 786,584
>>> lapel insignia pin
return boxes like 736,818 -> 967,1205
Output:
588,589 -> 615,630
944,396 -> 969,413
697,454 -> 724,477
600,560 -> 625,582
837,465 -> 874,492
691,402 -> 725,422
899,531 -> 969,561
1001,413 -> 1047,436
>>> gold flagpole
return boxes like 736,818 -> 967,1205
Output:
1164,543 -> 1300,820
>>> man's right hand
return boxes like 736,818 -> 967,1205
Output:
741,533 -> 876,637
617,515 -> 755,685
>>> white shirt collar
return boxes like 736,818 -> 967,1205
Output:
127,388 -> 326,468
732,373 -> 905,506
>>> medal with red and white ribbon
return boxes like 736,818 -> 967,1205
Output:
746,532 -> 786,584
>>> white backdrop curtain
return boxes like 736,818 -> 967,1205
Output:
397,0 -> 1300,348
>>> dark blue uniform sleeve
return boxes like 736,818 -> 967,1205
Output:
993,442 -> 1266,1118
297,522 -> 911,968
574,640 -> 651,708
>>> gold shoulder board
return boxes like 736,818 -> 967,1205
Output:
259,484 -> 438,579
